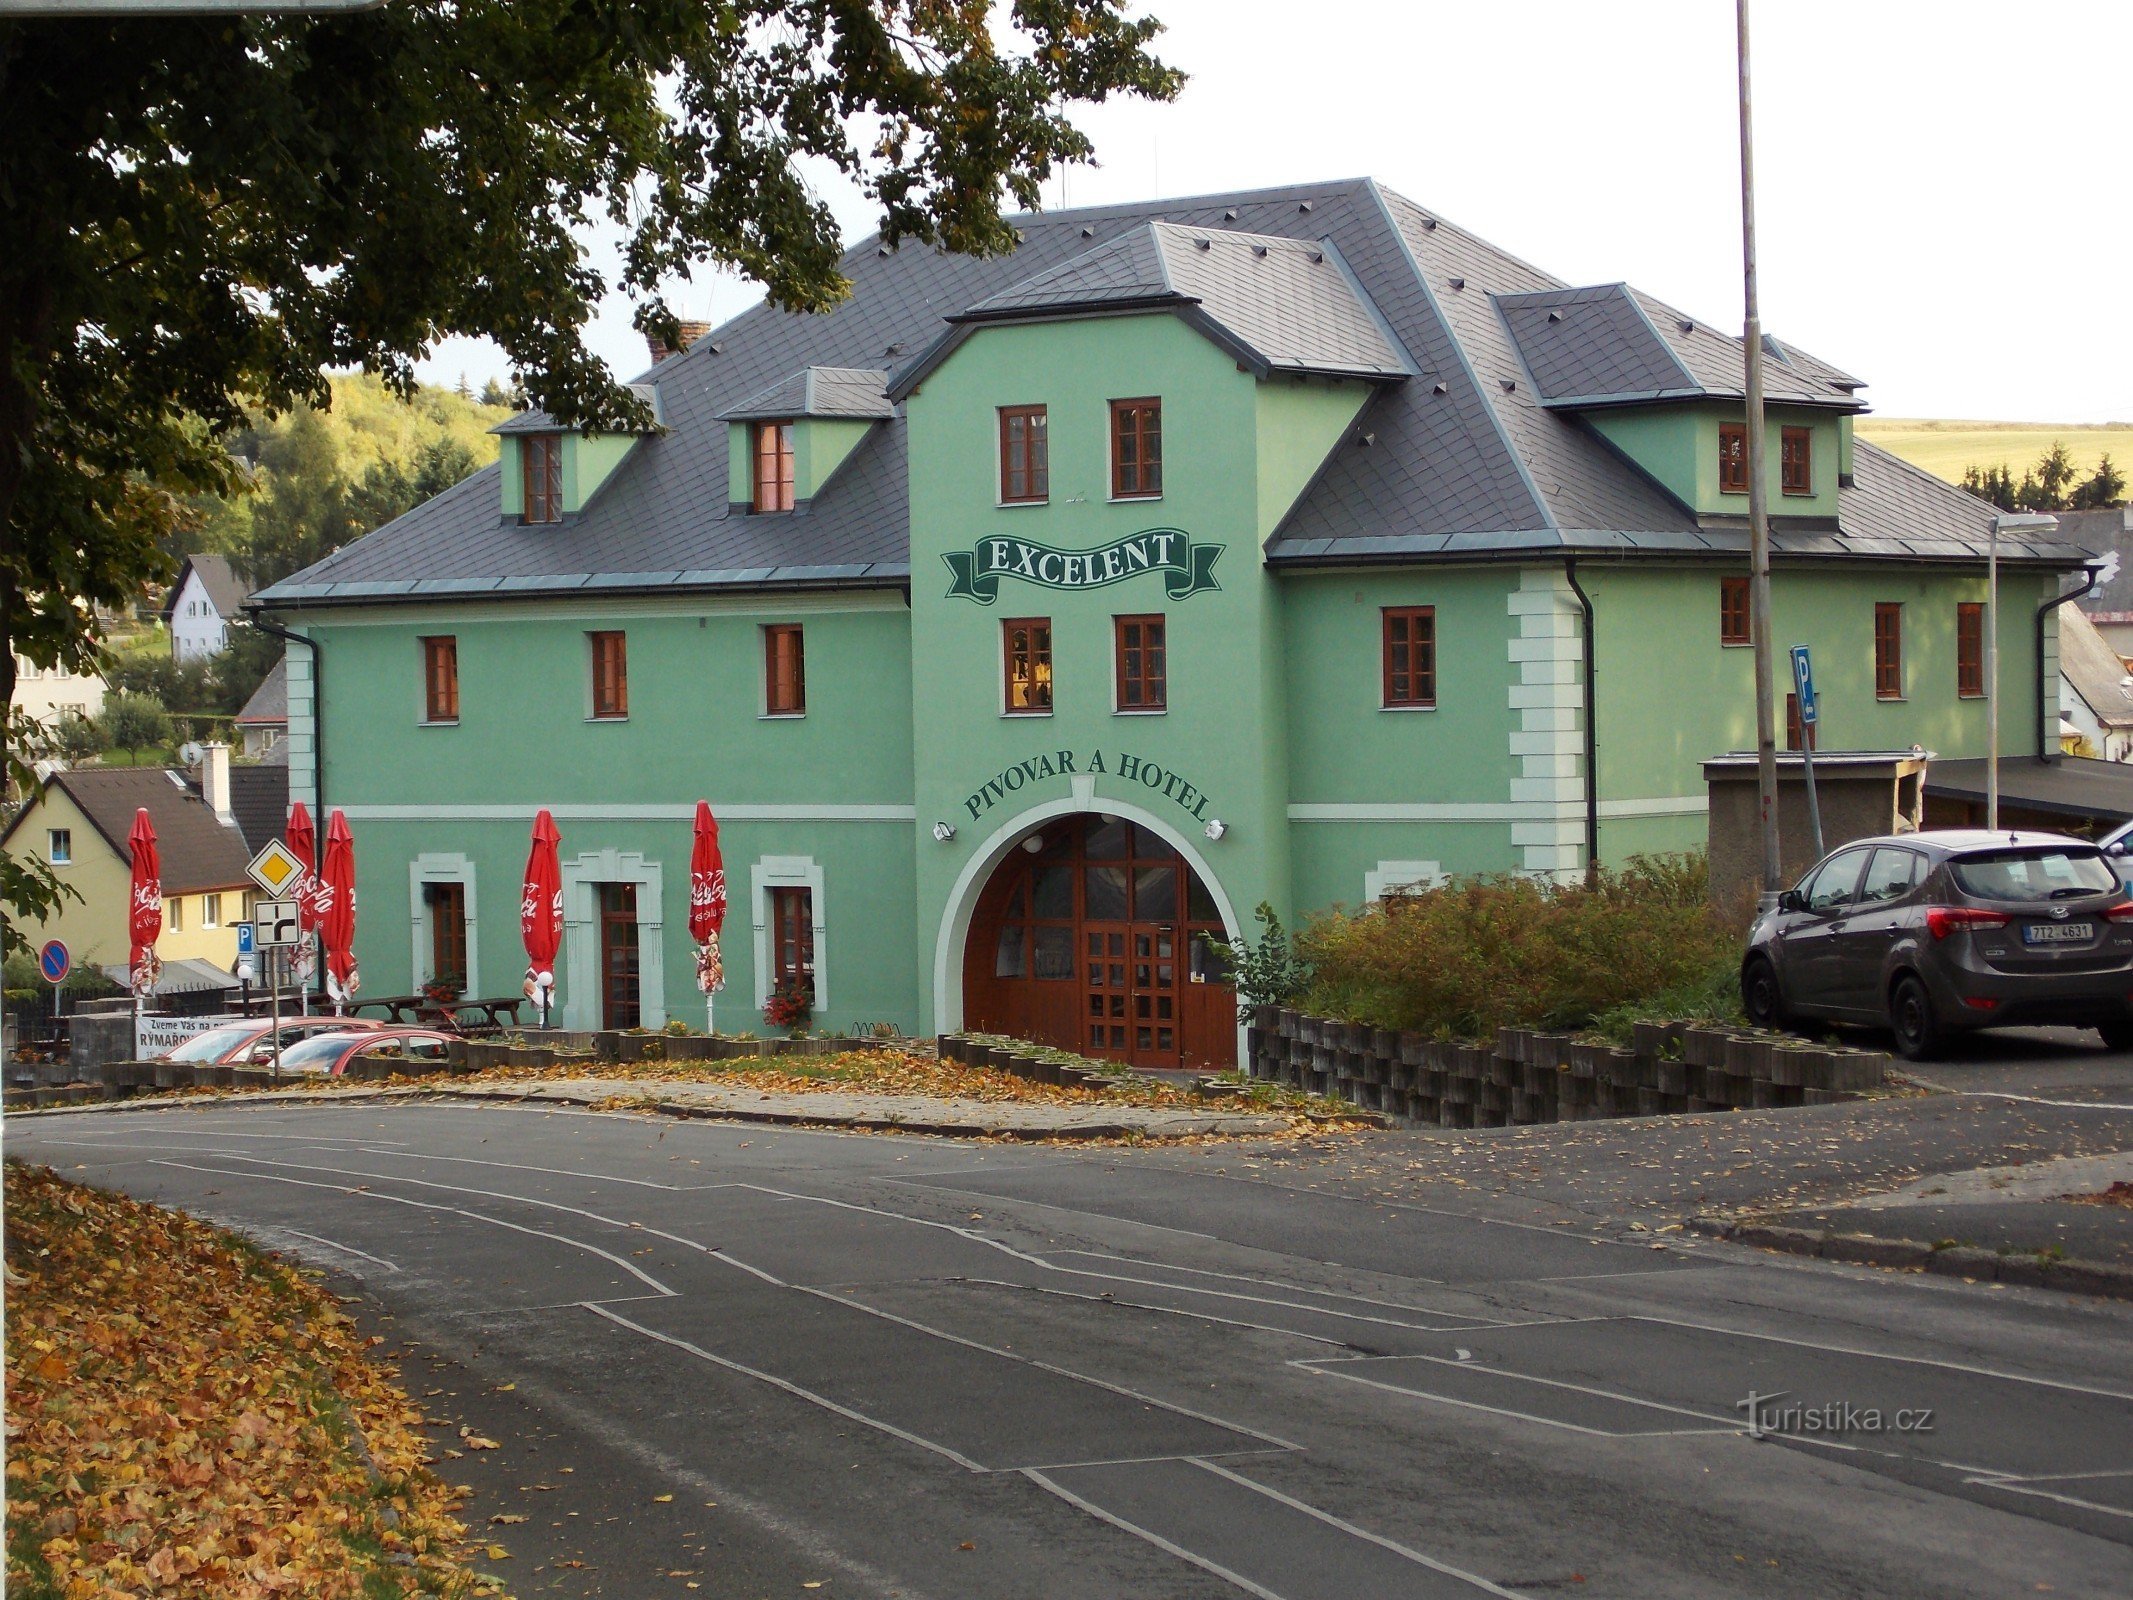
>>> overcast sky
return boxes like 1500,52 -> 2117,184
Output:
416,0 -> 2131,424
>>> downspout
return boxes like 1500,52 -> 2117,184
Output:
2035,564 -> 2102,765
1562,557 -> 1600,875
245,613 -> 321,813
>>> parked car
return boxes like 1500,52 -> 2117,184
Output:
1741,829 -> 2133,1059
160,1016 -> 385,1065
2099,817 -> 2133,890
274,1027 -> 457,1077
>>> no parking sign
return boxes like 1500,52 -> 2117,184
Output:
37,939 -> 70,986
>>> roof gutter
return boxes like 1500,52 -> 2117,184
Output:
2035,558 -> 2103,766
1562,556 -> 1600,875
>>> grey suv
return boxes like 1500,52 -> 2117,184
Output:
1741,830 -> 2133,1059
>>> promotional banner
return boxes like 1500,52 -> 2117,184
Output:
135,1013 -> 239,1060
943,528 -> 1221,606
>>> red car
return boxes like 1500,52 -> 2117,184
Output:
160,1016 -> 385,1066
274,1027 -> 458,1077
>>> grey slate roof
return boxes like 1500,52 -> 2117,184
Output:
228,763 -> 291,856
0,766 -> 254,894
935,222 -> 1412,383
1497,282 -> 1864,409
717,366 -> 893,422
491,383 -> 660,436
235,656 -> 287,726
163,553 -> 251,621
2053,507 -> 2133,617
254,176 -> 2085,610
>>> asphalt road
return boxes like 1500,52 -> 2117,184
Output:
14,1093 -> 2133,1600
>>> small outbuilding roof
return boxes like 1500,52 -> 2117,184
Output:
1924,755 -> 2133,826
235,657 -> 288,727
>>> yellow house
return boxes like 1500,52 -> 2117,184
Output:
2,749 -> 284,978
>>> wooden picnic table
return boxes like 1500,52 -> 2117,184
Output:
351,995 -> 524,1034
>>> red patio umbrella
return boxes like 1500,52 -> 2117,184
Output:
126,808 -> 162,999
521,809 -> 563,1029
286,800 -> 319,1010
319,809 -> 359,1013
688,801 -> 728,1034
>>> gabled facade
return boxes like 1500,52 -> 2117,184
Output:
162,554 -> 251,662
252,178 -> 2092,1068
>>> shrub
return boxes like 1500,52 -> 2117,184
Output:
1296,853 -> 1739,1040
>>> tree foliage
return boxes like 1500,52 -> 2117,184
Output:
0,0 -> 1181,696
0,0 -> 1180,943
1962,443 -> 2128,513
99,693 -> 174,761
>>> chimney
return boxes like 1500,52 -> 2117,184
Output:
200,741 -> 233,827
645,320 -> 714,364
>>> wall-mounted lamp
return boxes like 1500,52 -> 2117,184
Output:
1204,819 -> 1227,841
931,821 -> 957,842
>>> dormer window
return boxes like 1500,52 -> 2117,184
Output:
1718,423 -> 1748,496
523,434 -> 563,524
753,422 -> 795,512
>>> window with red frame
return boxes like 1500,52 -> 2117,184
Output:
421,635 -> 459,722
589,631 -> 628,719
1110,398 -> 1162,498
1382,606 -> 1437,708
999,406 -> 1048,503
764,624 -> 806,715
522,434 -> 562,524
1114,615 -> 1166,711
1875,603 -> 1903,699
770,886 -> 815,993
753,422 -> 795,512
1957,601 -> 1985,698
1719,577 -> 1750,646
1781,426 -> 1812,496
1718,422 -> 1749,495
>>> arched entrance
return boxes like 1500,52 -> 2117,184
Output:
962,813 -> 1236,1070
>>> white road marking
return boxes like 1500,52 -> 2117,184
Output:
1019,1468 -> 1291,1600
1960,1477 -> 2133,1520
790,1282 -> 1303,1452
953,1277 -> 1355,1348
148,1160 -> 677,1295
270,1226 -> 401,1272
1290,1355 -> 1738,1438
581,1302 -> 990,1473
347,1147 -> 708,1190
1189,1456 -> 1531,1597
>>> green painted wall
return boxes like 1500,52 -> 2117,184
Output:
903,311 -> 1362,1032
568,433 -> 637,513
724,418 -> 878,504
1582,563 -> 2057,860
308,594 -> 917,1035
1254,379 -> 1370,537
1588,402 -> 1844,516
497,432 -> 640,517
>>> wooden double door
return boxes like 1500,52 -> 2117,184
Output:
963,815 -> 1235,1071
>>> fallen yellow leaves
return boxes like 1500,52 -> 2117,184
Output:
4,1161 -> 511,1599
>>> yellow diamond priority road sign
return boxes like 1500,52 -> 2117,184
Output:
246,839 -> 309,898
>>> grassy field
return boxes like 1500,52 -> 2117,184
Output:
1859,418 -> 2133,486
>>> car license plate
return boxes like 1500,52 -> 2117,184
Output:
2024,921 -> 2094,944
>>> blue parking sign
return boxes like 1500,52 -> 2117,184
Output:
1790,644 -> 1818,725
237,920 -> 256,957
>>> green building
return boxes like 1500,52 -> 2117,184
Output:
253,177 -> 2083,1069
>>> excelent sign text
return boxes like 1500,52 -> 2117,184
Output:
943,528 -> 1222,606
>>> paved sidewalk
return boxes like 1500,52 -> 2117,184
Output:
10,1074 -> 1307,1141
440,1074 -> 1302,1138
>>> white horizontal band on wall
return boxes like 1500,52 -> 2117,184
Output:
1287,796 -> 1708,823
336,803 -> 917,823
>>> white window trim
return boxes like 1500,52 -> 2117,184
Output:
47,829 -> 70,865
752,855 -> 827,1012
559,848 -> 664,1031
1000,615 -> 1054,719
408,852 -> 480,995
1365,859 -> 1446,904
